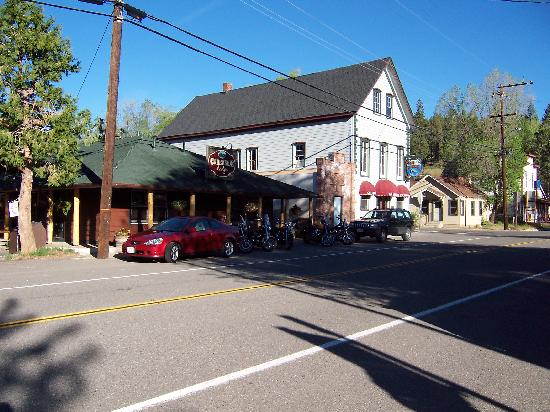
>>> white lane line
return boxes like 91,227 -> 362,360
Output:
0,249 -> 384,293
112,269 -> 550,412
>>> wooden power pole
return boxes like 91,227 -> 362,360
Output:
490,81 -> 532,231
97,1 -> 123,259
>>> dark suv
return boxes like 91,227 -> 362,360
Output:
350,209 -> 413,242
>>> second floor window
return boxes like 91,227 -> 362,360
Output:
292,142 -> 306,168
360,138 -> 370,175
373,89 -> 381,114
397,146 -> 404,179
379,143 -> 388,178
386,94 -> 393,118
246,147 -> 258,171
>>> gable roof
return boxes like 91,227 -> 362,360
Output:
410,175 -> 486,199
159,57 -> 413,140
74,137 -> 315,198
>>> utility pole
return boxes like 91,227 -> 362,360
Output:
97,1 -> 123,259
490,81 -> 532,231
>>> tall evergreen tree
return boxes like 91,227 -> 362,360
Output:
0,0 -> 82,253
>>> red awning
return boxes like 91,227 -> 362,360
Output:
396,184 -> 410,197
374,179 -> 398,197
359,181 -> 375,195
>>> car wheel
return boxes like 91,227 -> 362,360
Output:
222,239 -> 235,257
262,236 -> 277,251
401,228 -> 412,241
377,229 -> 387,243
164,242 -> 180,263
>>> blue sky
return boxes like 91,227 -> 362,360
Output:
29,0 -> 550,120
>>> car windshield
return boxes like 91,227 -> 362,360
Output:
152,217 -> 190,232
363,210 -> 390,219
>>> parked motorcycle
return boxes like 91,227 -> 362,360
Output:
332,218 -> 354,245
237,215 -> 253,253
303,216 -> 335,247
246,213 -> 277,252
272,219 -> 296,250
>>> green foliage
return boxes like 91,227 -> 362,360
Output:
118,99 -> 177,139
5,246 -> 77,261
409,69 -> 543,214
0,0 -> 82,186
275,68 -> 302,81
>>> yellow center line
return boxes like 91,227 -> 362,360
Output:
1,239 -> 547,329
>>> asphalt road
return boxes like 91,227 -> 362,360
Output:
0,229 -> 549,411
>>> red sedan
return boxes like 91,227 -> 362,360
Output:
122,216 -> 239,262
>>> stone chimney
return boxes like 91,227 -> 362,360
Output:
222,82 -> 233,93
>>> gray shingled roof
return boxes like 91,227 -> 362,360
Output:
159,57 -> 413,139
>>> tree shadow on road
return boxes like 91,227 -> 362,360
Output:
0,298 -> 101,411
277,315 -> 515,411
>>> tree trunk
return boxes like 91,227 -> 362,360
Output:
19,166 -> 36,253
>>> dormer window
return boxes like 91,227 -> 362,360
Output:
386,94 -> 393,118
373,89 -> 381,114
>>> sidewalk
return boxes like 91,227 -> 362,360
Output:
0,240 -> 119,260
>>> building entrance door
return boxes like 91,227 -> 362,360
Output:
433,201 -> 443,221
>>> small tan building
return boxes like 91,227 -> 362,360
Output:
410,175 -> 487,228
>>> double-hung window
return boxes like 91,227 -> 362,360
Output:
470,200 -> 475,216
448,200 -> 458,216
245,147 -> 258,171
360,138 -> 370,176
373,89 -> 381,114
397,146 -> 404,180
386,94 -> 393,118
292,142 -> 306,168
379,143 -> 388,178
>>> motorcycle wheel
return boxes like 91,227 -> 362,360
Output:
321,233 -> 335,247
262,236 -> 277,251
238,238 -> 253,253
342,233 -> 354,245
284,235 -> 294,250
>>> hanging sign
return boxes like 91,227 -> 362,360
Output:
8,200 -> 19,217
206,146 -> 238,179
405,156 -> 423,178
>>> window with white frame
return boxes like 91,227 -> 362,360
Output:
397,146 -> 404,179
292,142 -> 306,168
245,147 -> 258,171
379,143 -> 388,178
470,200 -> 475,216
373,89 -> 381,114
386,94 -> 393,118
360,138 -> 370,176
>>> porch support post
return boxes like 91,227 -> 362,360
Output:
72,188 -> 80,246
147,191 -> 154,229
258,197 -> 263,217
308,197 -> 313,219
283,199 -> 289,223
47,190 -> 53,243
3,193 -> 9,241
189,193 -> 196,216
279,199 -> 284,224
226,195 -> 232,224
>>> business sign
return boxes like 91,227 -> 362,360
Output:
8,200 -> 19,217
405,156 -> 423,178
206,146 -> 238,179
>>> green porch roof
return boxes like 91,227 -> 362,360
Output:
76,137 -> 316,198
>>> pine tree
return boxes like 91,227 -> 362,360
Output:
0,0 -> 82,253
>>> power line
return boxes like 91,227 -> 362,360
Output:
494,0 -> 550,3
25,0 -> 415,135
282,0 -> 443,98
77,18 -> 111,98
